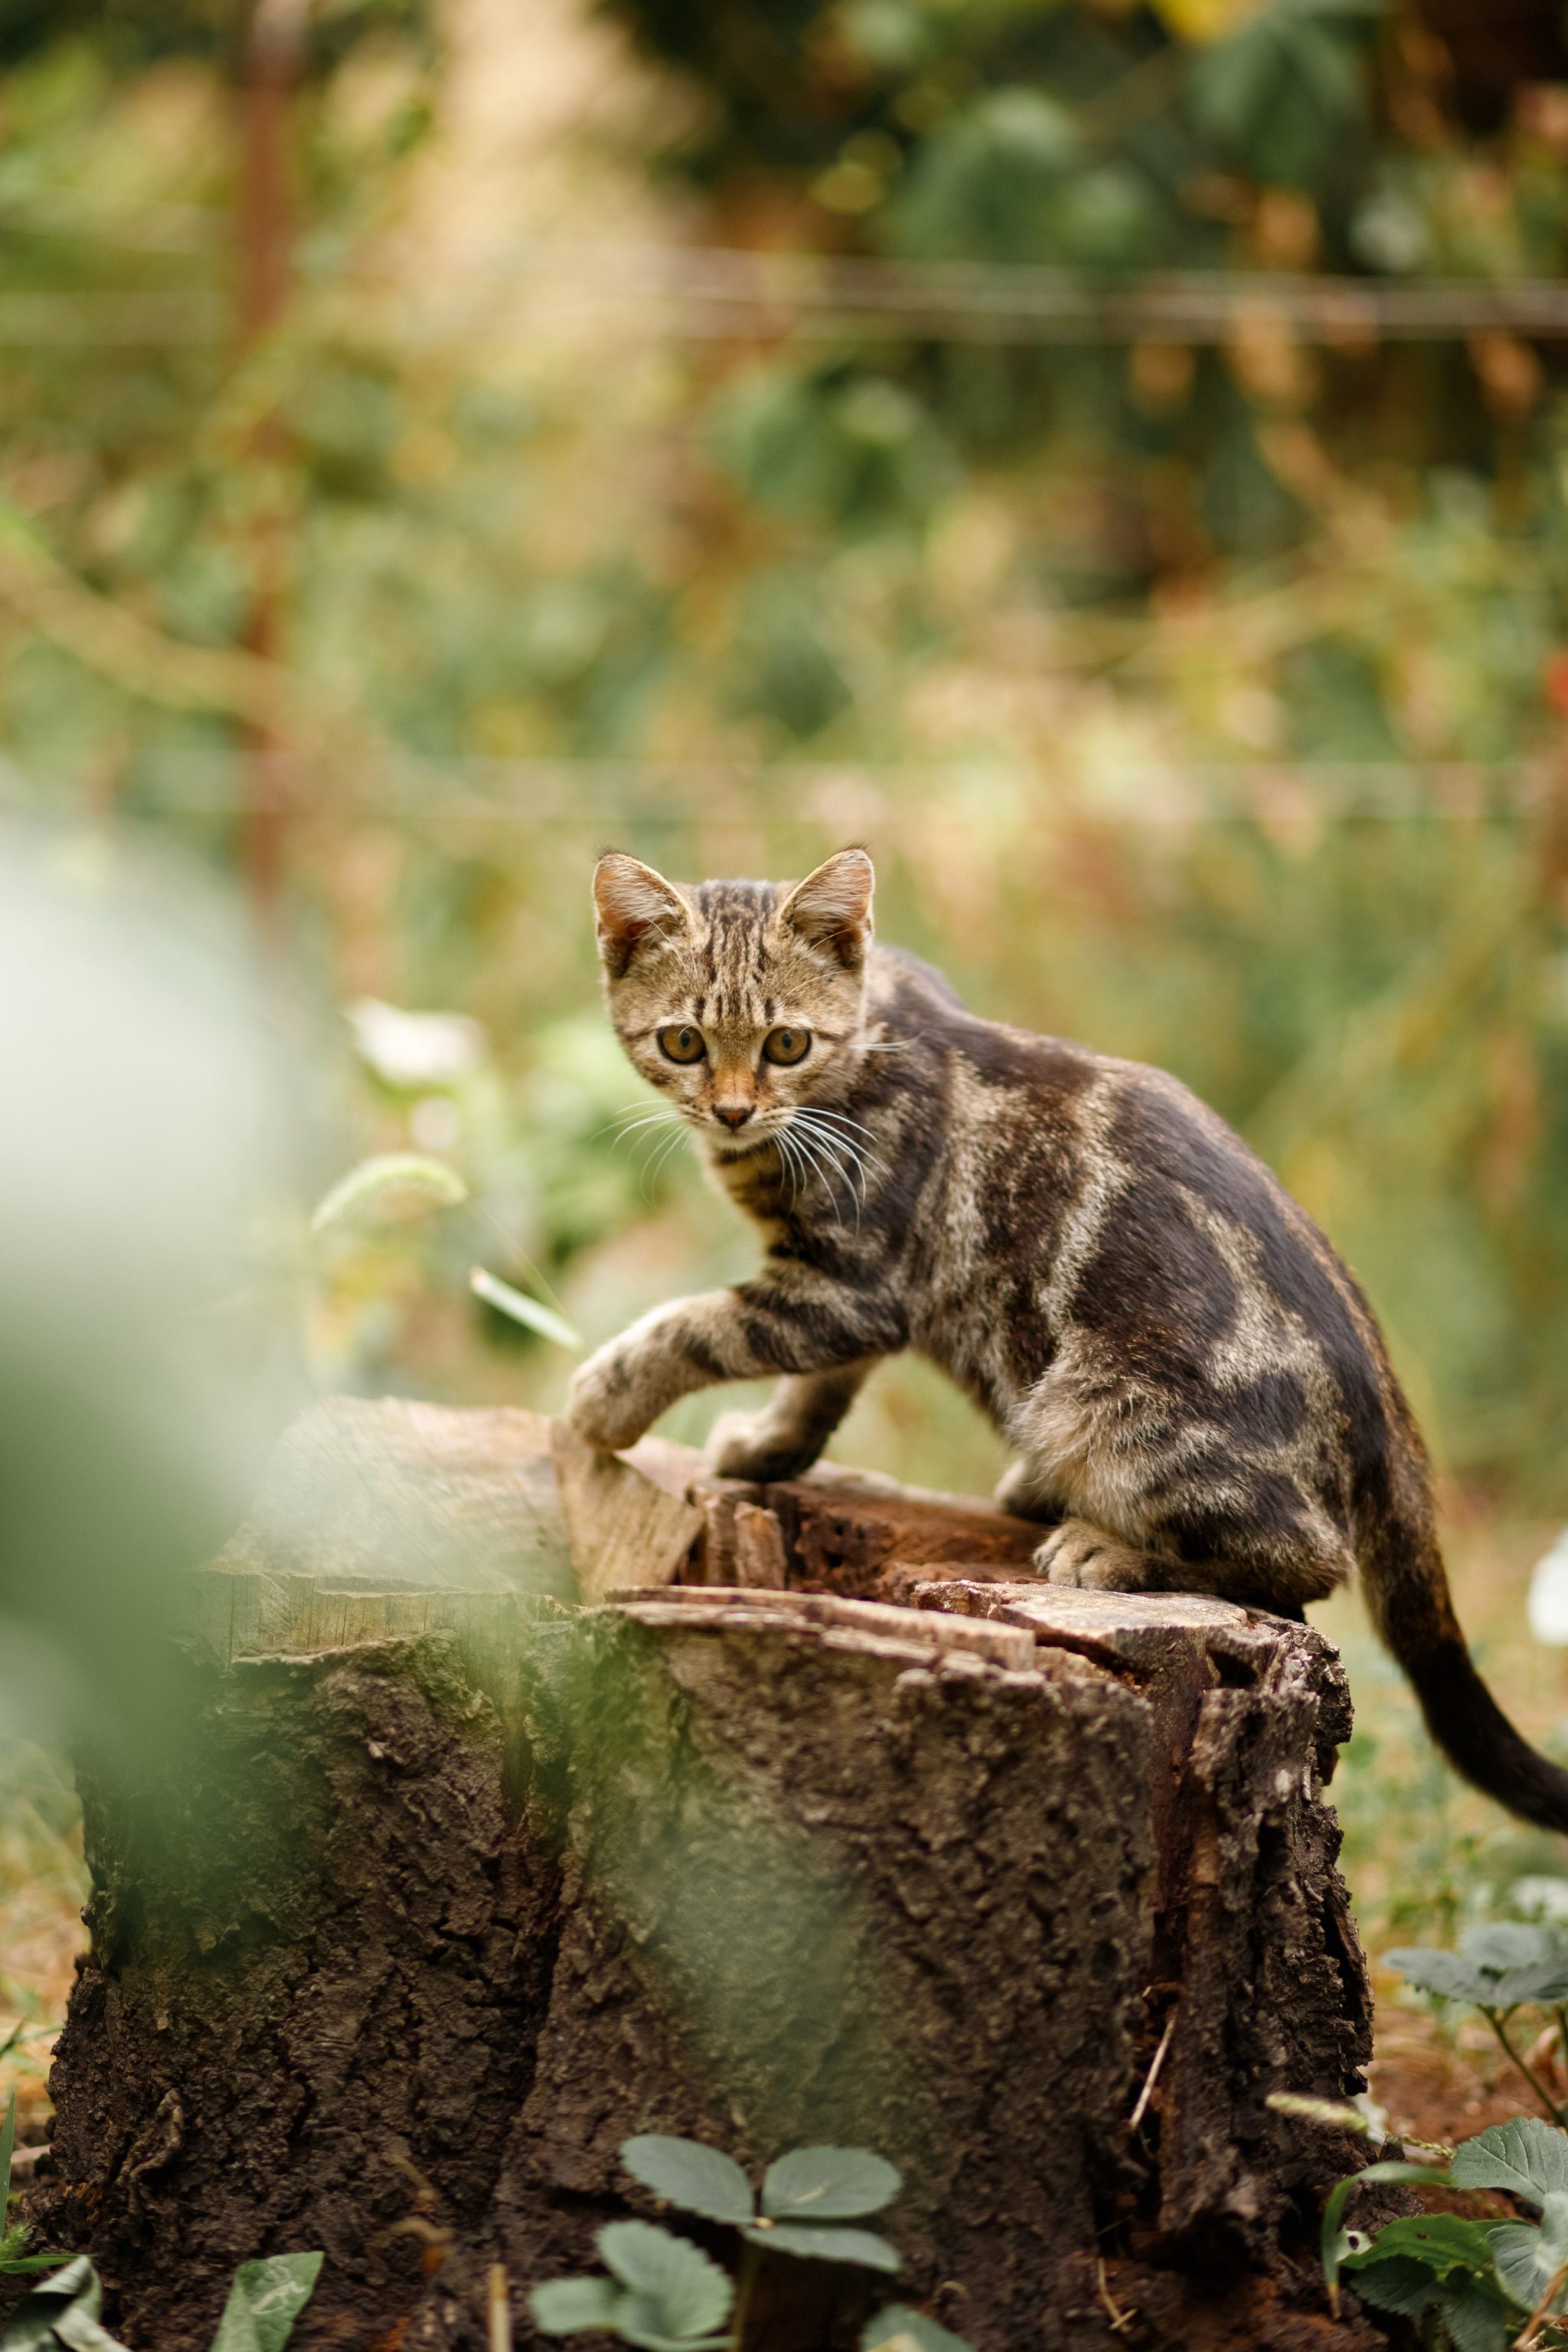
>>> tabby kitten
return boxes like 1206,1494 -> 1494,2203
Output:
569,846 -> 1568,1834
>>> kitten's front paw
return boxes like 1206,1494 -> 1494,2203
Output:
567,1344 -> 658,1454
704,1410 -> 817,1484
1033,1517 -> 1163,1593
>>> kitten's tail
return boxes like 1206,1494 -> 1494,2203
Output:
1362,1514 -> 1568,1834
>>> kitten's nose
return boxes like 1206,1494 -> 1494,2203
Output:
714,1105 -> 753,1129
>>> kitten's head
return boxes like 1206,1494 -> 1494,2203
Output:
591,847 -> 873,1158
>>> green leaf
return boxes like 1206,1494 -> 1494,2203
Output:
309,1154 -> 467,1235
469,1269 -> 583,1353
744,2223 -> 900,2271
1342,2213 -> 1499,2281
54,2308 -> 132,2352
1436,2275 -> 1514,2352
528,2278 -> 623,2335
209,2255 -> 324,2352
1461,1926 -> 1556,1971
1452,2117 -> 1568,2207
2,2261 -> 129,2352
1488,2196 -> 1568,2314
18,2258 -> 94,2305
1382,1932 -> 1568,2011
1321,2161 -> 1451,2304
861,2305 -> 972,2352
1342,2254 -> 1443,2318
595,2223 -> 733,2339
1496,1961 -> 1568,2006
1,2089 -> 14,2213
619,2135 -> 754,2226
1,2300 -> 64,2351
1462,1926 -> 1568,2006
1187,0 -> 1368,185
616,2332 -> 735,2352
761,2147 -> 900,2222
1383,1948 -> 1499,2005
1539,2188 -> 1568,2272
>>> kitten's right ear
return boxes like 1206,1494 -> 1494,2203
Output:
592,854 -> 692,979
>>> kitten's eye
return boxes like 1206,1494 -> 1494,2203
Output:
763,1026 -> 811,1067
658,1024 -> 706,1064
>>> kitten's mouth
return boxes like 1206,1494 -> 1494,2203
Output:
707,1117 -> 783,1161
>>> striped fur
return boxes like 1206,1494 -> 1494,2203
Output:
570,848 -> 1568,1833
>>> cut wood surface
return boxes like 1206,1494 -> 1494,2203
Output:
26,1397 -> 1394,2352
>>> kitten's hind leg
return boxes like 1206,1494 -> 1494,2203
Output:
1035,1517 -> 1341,1622
1034,1518 -> 1168,1592
995,1459 -> 1063,1524
707,1358 -> 880,1483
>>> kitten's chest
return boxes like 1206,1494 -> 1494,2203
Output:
710,1145 -> 807,1234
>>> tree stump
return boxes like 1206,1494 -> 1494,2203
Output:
26,1398 -> 1392,2352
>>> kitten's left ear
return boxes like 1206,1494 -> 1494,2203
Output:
778,848 -> 874,972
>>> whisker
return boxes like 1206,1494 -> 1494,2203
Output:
773,1126 -> 806,1212
785,1121 -> 852,1226
616,1125 -> 688,1183
796,1106 -> 880,1145
799,1133 -> 874,1232
635,1116 -> 694,1194
796,1103 -> 877,1134
775,1120 -> 826,1216
796,1126 -> 885,1187
651,1118 -> 694,1168
792,1114 -> 857,1186
792,1102 -> 877,1143
641,1131 -> 689,1200
608,1112 -> 684,1157
783,1128 -> 820,1217
597,1103 -> 678,1140
792,1109 -> 884,1193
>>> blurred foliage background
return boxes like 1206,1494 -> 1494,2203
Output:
5,0 -> 1568,1501
4,0 -> 1568,2133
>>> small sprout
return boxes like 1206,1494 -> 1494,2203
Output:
619,2136 -> 903,2269
532,2136 -> 972,2352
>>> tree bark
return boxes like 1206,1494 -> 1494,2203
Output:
26,1398 -> 1393,2352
